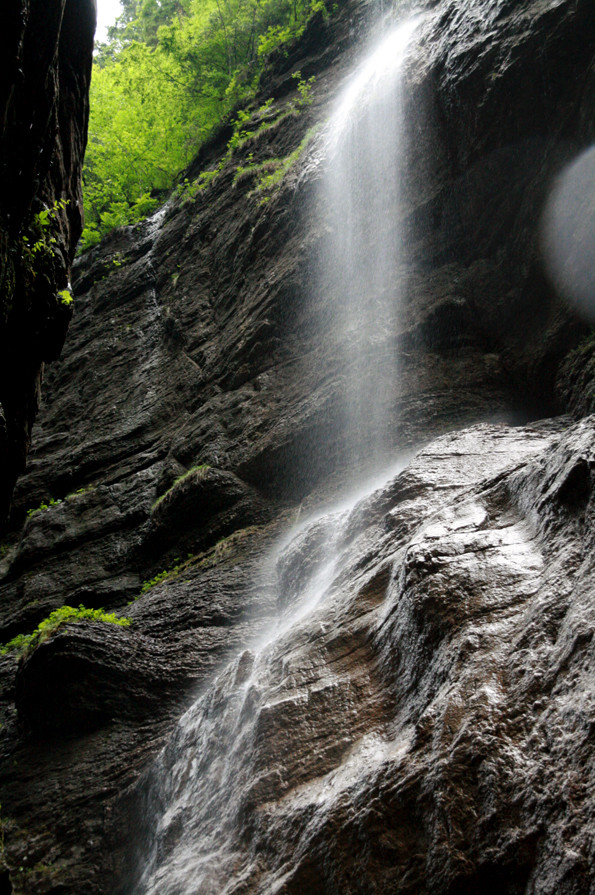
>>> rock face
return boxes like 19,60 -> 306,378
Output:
1,0 -> 595,893
119,417 -> 595,895
0,0 -> 95,518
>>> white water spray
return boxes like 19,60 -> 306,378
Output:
325,18 -> 419,466
133,455 -> 411,895
130,18 -> 419,894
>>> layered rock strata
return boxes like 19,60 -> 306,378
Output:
121,417 -> 595,894
0,0 -> 594,892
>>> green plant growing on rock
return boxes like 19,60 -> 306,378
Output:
230,89 -> 311,159
138,525 -> 263,597
22,200 -> 68,256
197,526 -> 261,570
152,463 -> 210,510
236,123 -> 320,200
257,0 -> 327,57
176,161 -> 227,203
292,71 -> 316,107
26,486 -> 93,518
196,163 -> 225,190
176,177 -> 202,204
58,288 -> 73,306
111,252 -> 127,269
180,78 -> 318,201
99,252 -> 128,279
140,563 -> 180,594
139,554 -> 196,594
26,497 -> 63,518
257,23 -> 294,57
228,107 -> 255,153
66,485 -> 94,499
1,605 -> 132,660
21,199 -> 69,283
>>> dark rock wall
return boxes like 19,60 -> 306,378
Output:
0,0 -> 594,892
0,0 -> 95,518
403,0 -> 595,409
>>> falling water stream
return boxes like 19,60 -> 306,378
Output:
326,17 -> 419,466
132,17 -> 419,894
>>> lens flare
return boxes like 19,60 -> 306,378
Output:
542,145 -> 595,322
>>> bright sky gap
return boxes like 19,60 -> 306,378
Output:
95,0 -> 122,42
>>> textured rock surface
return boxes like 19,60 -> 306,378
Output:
117,417 -> 595,894
0,0 -> 594,892
0,0 -> 95,518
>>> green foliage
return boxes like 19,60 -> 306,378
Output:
26,497 -> 63,518
83,0 -> 326,246
257,24 -> 294,57
140,565 -> 178,593
81,36 -> 199,248
65,485 -> 94,499
293,70 -> 315,106
78,225 -> 102,252
58,289 -> 73,306
176,175 -> 206,204
237,122 -> 320,200
1,605 -> 132,659
257,0 -> 326,56
21,199 -> 69,272
110,252 -> 127,270
26,486 -> 95,518
139,554 -> 194,594
152,463 -> 210,509
138,524 -> 261,597
195,76 -> 316,196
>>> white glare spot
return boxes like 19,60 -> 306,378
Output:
542,145 -> 595,323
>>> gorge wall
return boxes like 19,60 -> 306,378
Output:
0,0 -> 95,520
1,0 -> 595,892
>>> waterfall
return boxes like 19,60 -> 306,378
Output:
132,459 -> 411,895
129,17 -> 419,894
325,18 -> 419,467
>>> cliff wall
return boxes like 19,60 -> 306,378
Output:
0,0 -> 95,518
0,0 -> 594,892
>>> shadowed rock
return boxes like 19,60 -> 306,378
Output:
0,0 -> 95,517
1,0 -> 595,892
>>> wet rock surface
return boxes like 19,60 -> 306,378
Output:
118,418 -> 595,894
0,0 -> 594,892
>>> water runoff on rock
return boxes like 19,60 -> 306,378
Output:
130,18 -> 419,895
131,457 -> 412,895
